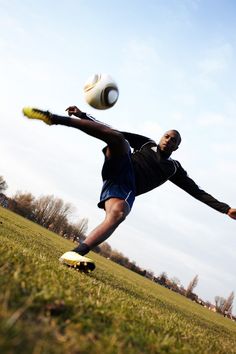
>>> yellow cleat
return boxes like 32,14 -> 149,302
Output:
22,107 -> 53,125
59,251 -> 95,272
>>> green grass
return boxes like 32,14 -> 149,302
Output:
0,206 -> 236,354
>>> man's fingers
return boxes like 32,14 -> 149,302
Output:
65,107 -> 74,112
65,106 -> 75,116
65,105 -> 80,117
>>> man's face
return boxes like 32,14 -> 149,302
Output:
158,130 -> 181,155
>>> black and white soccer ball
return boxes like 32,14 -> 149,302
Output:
84,73 -> 119,110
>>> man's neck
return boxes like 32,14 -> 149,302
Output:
157,145 -> 172,158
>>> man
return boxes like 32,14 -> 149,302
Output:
22,106 -> 236,271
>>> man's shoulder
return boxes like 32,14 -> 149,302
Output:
169,158 -> 181,167
135,140 -> 157,151
147,143 -> 159,152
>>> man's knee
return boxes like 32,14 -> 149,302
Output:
106,201 -> 129,225
107,130 -> 125,145
105,130 -> 129,156
111,209 -> 127,224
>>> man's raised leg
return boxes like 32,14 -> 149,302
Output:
22,106 -> 129,156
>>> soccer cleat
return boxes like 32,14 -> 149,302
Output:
22,107 -> 53,125
59,251 -> 96,272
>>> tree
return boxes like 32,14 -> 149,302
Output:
110,249 -> 129,266
215,291 -> 234,315
171,277 -> 181,287
145,269 -> 155,280
99,242 -> 112,258
222,291 -> 234,315
185,275 -> 199,298
0,176 -> 8,193
33,195 -> 74,232
157,272 -> 168,286
63,218 -> 88,242
215,296 -> 226,314
169,277 -> 181,292
12,191 -> 35,219
73,218 -> 88,241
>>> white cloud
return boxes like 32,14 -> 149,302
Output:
211,142 -> 236,155
198,43 -> 233,76
197,112 -> 226,127
121,39 -> 160,77
173,92 -> 196,107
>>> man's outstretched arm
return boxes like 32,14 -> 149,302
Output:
170,162 -> 235,219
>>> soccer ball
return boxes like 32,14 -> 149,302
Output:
84,73 -> 119,110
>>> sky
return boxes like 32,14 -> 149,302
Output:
1,0 -> 236,309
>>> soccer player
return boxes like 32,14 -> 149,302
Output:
22,106 -> 236,271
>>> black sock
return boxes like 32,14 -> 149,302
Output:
51,114 -> 73,126
72,243 -> 90,256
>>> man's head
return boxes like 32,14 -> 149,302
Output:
158,130 -> 181,156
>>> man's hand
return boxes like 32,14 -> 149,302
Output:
227,208 -> 236,220
65,106 -> 82,117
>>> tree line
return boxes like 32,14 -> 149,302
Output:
0,176 -> 88,243
0,175 -> 235,318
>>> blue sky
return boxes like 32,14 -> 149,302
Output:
1,0 -> 236,309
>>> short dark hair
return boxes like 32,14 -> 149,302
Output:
171,130 -> 181,145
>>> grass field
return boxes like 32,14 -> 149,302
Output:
0,206 -> 236,354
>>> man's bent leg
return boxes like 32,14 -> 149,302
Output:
59,198 -> 130,271
73,198 -> 130,254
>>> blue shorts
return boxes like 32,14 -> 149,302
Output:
97,147 -> 136,210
